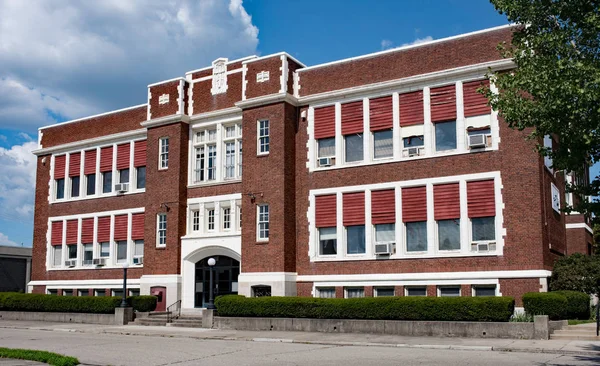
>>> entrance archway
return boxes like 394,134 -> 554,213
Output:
194,256 -> 240,308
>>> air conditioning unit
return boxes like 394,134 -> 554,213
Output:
133,256 -> 144,265
374,242 -> 395,255
468,134 -> 488,149
64,260 -> 77,267
92,258 -> 107,266
114,183 -> 129,193
471,242 -> 497,253
318,157 -> 335,167
402,147 -> 424,158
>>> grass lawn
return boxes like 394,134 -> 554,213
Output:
568,319 -> 596,326
0,347 -> 79,366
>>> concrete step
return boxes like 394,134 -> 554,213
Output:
166,322 -> 203,328
550,334 -> 600,341
553,330 -> 598,336
133,318 -> 168,326
176,316 -> 203,321
148,311 -> 171,317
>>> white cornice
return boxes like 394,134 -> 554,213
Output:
38,104 -> 147,132
565,223 -> 593,233
141,114 -> 190,128
189,107 -> 242,123
32,129 -> 147,156
242,52 -> 307,68
297,59 -> 514,104
185,55 -> 258,76
148,77 -> 187,88
235,92 -> 299,109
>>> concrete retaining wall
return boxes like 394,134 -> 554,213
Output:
0,311 -> 116,325
214,316 -> 561,340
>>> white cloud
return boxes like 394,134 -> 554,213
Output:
0,0 -> 260,132
381,39 -> 394,50
17,132 -> 33,142
0,232 -> 19,247
401,36 -> 434,47
0,141 -> 38,223
0,135 -> 6,142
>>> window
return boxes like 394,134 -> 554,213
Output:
403,135 -> 424,148
68,244 -> 77,259
78,290 -> 89,296
345,287 -> 365,298
157,214 -> 167,246
318,137 -> 335,159
438,219 -> 460,251
94,290 -> 105,297
346,225 -> 365,254
192,210 -> 200,232
435,121 -> 457,151
48,289 -> 58,296
136,167 -> 146,189
194,130 -> 217,183
238,206 -> 242,230
119,168 -> 129,184
86,174 -> 96,195
193,124 -> 241,184
406,287 -> 427,296
56,179 -> 65,199
238,140 -> 243,176
345,133 -> 363,162
375,224 -> 395,243
100,242 -> 110,257
134,240 -> 144,257
159,137 -> 169,169
473,286 -> 496,297
116,241 -> 127,264
258,120 -> 269,154
224,142 -> 236,178
406,221 -> 427,252
319,227 -> 337,255
317,287 -> 336,298
71,176 -> 80,198
439,286 -> 460,297
63,290 -> 73,296
207,209 -> 215,231
373,129 -> 393,159
129,289 -> 140,297
472,217 -> 495,241
543,135 -> 553,171
112,289 -> 124,298
257,205 -> 269,240
375,287 -> 395,297
53,246 -> 62,267
102,172 -> 112,193
83,244 -> 93,266
223,207 -> 231,230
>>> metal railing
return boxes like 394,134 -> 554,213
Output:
166,300 -> 181,323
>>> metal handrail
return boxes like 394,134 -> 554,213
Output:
166,300 -> 181,323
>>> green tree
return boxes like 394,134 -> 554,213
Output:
550,253 -> 600,294
485,0 -> 600,217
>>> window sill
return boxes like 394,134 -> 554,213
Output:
182,231 -> 241,240
47,265 -> 143,271
50,189 -> 145,205
310,251 -> 501,262
256,240 -> 269,245
156,245 -> 166,249
188,179 -> 241,188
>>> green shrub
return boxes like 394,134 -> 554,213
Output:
0,347 -> 79,366
522,292 -> 568,320
552,290 -> 590,320
0,293 -> 157,314
127,295 -> 157,312
214,295 -> 515,322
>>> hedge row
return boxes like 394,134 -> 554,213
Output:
214,295 -> 515,322
0,293 -> 157,314
523,291 -> 590,320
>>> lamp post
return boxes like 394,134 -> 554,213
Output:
207,257 -> 216,309
120,262 -> 129,308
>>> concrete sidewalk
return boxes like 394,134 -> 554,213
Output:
0,320 -> 599,357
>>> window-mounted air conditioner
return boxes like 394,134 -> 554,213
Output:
470,241 -> 497,253
133,256 -> 144,265
318,157 -> 335,167
92,258 -> 107,266
115,183 -> 129,193
64,260 -> 77,268
402,147 -> 424,158
468,134 -> 489,149
374,242 -> 395,255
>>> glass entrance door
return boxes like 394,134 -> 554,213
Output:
194,256 -> 240,308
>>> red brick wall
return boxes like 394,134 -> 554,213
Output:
566,228 -> 591,254
287,58 -> 302,94
500,278 -> 541,306
191,72 -> 243,114
245,56 -> 282,99
40,106 -> 146,149
540,165 -> 568,265
149,80 -> 180,119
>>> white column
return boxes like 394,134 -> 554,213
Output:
423,87 -> 433,155
394,186 -> 403,258
490,80 -> 501,149
392,92 -> 401,159
61,219 -> 67,268
129,141 -> 135,189
111,144 -> 117,193
459,180 -> 469,254
109,214 -> 115,266
216,124 -> 223,181
426,183 -> 435,255
95,147 -> 101,196
77,218 -> 82,267
214,201 -> 221,233
363,98 -> 370,162
93,216 -> 99,258
65,153 -> 71,199
79,150 -> 85,197
335,102 -> 342,163
456,81 -> 466,152
127,212 -> 133,265
336,192 -> 344,259
199,203 -> 205,235
364,189 -> 372,258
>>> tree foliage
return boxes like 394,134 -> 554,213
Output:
550,253 -> 600,294
486,0 -> 600,217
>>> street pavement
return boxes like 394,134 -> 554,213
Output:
0,321 -> 599,365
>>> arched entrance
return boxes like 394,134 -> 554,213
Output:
194,256 -> 240,308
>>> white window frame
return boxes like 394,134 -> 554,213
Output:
316,287 -> 336,298
437,285 -> 461,297
157,213 -> 167,247
372,129 -> 394,161
472,285 -> 498,297
344,287 -> 365,298
405,286 -> 427,297
343,133 -> 364,164
191,210 -> 200,232
257,204 -> 269,242
469,216 -> 497,252
206,208 -> 215,232
257,119 -> 269,155
159,137 -> 169,170
222,206 -> 231,231
374,287 -> 395,297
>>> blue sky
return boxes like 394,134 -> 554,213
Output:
0,0 -> 597,247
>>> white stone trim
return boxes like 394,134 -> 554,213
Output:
177,79 -> 184,115
293,72 -> 300,98
141,114 -> 190,128
234,92 -> 298,109
280,54 -> 288,93
185,55 -> 258,76
188,81 -> 194,115
210,58 -> 228,95
298,269 -> 552,283
29,279 -> 141,289
242,64 -> 248,101
38,104 -> 147,132
189,107 -> 242,124
242,52 -> 306,68
148,77 -> 186,88
298,25 -> 514,73
33,129 -> 146,156
565,223 -> 593,233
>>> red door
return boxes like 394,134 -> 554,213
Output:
151,286 -> 167,312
